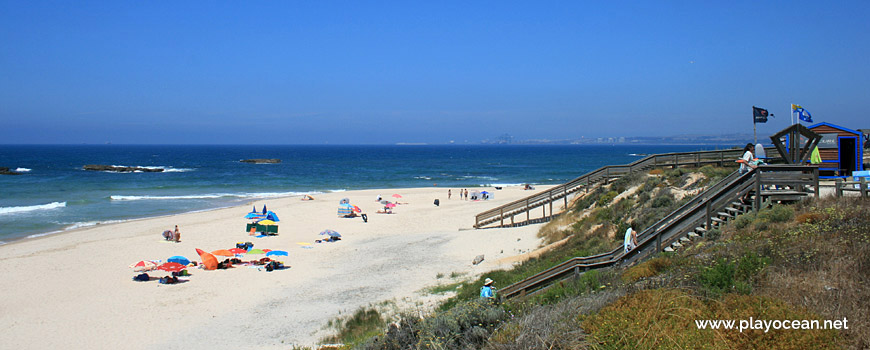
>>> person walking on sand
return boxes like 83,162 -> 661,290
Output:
480,278 -> 496,301
448,189 -> 452,200
173,225 -> 181,242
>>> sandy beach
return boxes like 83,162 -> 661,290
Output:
0,185 -> 553,349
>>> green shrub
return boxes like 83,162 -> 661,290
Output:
650,192 -> 675,208
416,299 -> 507,349
597,191 -> 618,207
698,258 -> 735,296
757,204 -> 794,223
733,212 -> 756,229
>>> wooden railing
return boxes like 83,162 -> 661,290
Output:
474,149 -> 748,228
498,165 -> 818,299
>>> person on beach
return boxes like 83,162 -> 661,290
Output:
173,225 -> 181,242
624,225 -> 638,253
448,189 -> 452,200
376,195 -> 382,202
480,278 -> 496,301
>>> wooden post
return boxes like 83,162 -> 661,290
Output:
813,167 -> 819,199
526,199 -> 530,221
861,177 -> 868,198
836,179 -> 843,198
655,228 -> 661,251
696,152 -> 701,167
654,156 -> 658,168
573,266 -> 580,279
705,200 -> 712,234
563,186 -> 568,209
606,168 -> 610,184
754,171 -> 761,211
500,208 -> 504,227
549,192 -> 554,219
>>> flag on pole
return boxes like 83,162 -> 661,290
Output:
792,104 -> 813,123
752,106 -> 770,123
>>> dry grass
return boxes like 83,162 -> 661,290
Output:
582,288 -> 841,350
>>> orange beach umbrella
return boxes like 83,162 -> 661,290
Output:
195,248 -> 218,270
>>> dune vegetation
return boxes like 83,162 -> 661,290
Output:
317,166 -> 869,350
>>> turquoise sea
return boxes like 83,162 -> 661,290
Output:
0,144 -> 730,243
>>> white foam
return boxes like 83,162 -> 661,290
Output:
14,168 -> 31,172
0,202 -> 66,215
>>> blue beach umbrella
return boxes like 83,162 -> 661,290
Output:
167,256 -> 191,266
262,205 -> 267,214
245,212 -> 263,219
266,250 -> 288,257
265,211 -> 280,222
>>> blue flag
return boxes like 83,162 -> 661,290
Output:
791,104 -> 813,123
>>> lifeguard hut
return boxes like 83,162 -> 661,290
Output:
807,122 -> 864,177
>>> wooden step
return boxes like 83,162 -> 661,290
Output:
688,231 -> 700,238
717,212 -> 734,219
711,217 -> 725,223
695,226 -> 707,233
672,241 -> 683,248
725,207 -> 741,214
664,247 -> 674,252
679,237 -> 691,243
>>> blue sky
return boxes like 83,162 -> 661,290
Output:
1,1 -> 868,144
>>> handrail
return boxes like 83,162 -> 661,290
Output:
498,165 -> 817,299
475,149 -> 747,228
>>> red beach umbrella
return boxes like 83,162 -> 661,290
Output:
129,260 -> 158,271
157,262 -> 187,273
228,248 -> 247,254
392,194 -> 402,198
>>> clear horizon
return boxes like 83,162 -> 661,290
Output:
1,1 -> 868,144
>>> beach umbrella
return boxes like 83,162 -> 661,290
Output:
246,248 -> 266,255
195,248 -> 218,270
251,205 -> 257,213
129,260 -> 158,271
261,249 -> 272,253
319,229 -> 341,238
211,249 -> 235,257
379,200 -> 391,205
392,194 -> 402,198
258,219 -> 277,225
167,256 -> 191,266
266,250 -> 288,257
262,205 -> 267,214
385,203 -> 396,208
228,248 -> 247,255
265,211 -> 280,222
244,212 -> 263,219
157,262 -> 187,273
352,205 -> 361,213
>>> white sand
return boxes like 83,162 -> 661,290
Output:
0,185 -> 552,349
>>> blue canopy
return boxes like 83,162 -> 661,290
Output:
245,212 -> 264,219
167,256 -> 191,266
265,211 -> 280,222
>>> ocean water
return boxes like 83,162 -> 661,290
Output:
0,144 -> 727,243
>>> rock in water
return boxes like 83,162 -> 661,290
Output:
0,167 -> 22,175
240,159 -> 281,164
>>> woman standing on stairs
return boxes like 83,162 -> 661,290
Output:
624,225 -> 638,253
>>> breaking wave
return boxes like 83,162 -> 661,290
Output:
0,202 -> 66,215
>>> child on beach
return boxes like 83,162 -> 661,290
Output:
173,225 -> 181,242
